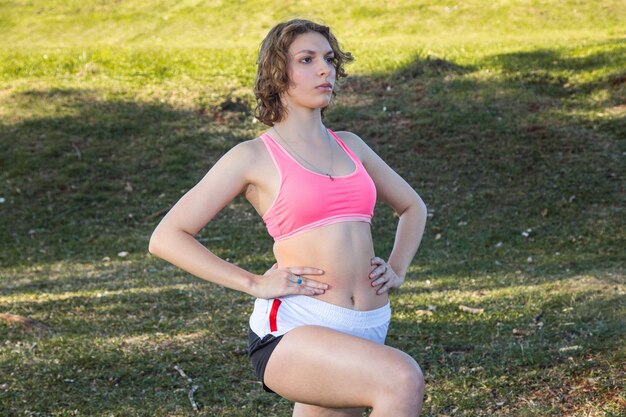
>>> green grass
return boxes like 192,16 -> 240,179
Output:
1,1 -> 625,416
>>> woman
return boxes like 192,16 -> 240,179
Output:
149,19 -> 427,417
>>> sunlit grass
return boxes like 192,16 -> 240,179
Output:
3,0 -> 625,48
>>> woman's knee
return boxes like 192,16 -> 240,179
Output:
405,360 -> 425,400
398,357 -> 424,395
376,353 -> 424,411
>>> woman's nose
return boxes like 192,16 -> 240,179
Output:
318,60 -> 333,76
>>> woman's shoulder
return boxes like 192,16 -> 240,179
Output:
217,134 -> 274,180
225,134 -> 268,159
333,130 -> 369,146
332,130 -> 370,159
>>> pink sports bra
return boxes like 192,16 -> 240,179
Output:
261,129 -> 377,241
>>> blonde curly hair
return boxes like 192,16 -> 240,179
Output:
253,19 -> 354,126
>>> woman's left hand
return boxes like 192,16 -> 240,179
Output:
369,257 -> 404,295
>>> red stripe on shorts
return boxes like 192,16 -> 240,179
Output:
269,299 -> 282,332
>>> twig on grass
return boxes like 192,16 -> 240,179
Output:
188,385 -> 199,412
0,313 -> 51,334
459,305 -> 484,314
174,365 -> 199,412
174,364 -> 192,383
143,207 -> 169,223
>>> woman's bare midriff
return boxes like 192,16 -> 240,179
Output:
272,221 -> 389,311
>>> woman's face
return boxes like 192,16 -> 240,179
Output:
282,31 -> 336,111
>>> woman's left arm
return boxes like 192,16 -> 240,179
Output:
342,132 -> 427,293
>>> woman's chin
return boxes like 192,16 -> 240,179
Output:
312,99 -> 332,109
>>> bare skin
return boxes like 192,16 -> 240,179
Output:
265,326 -> 424,416
149,31 -> 427,416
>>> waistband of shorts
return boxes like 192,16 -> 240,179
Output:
278,295 -> 391,328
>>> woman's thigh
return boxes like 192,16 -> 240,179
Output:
263,325 -> 421,410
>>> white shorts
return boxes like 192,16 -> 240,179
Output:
249,294 -> 391,344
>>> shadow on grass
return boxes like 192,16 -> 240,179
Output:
0,87 -> 260,266
1,41 -> 624,274
345,40 -> 626,279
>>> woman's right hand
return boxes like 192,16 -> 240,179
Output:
250,263 -> 328,299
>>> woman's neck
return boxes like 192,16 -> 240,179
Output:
272,107 -> 328,145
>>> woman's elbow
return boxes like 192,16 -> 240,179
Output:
148,228 -> 166,257
410,193 -> 427,224
410,190 -> 426,213
397,193 -> 427,219
416,194 -> 427,214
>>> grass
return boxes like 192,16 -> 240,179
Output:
1,1 -> 625,416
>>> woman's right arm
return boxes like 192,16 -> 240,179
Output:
148,140 -> 327,298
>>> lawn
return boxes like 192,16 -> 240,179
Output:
1,1 -> 624,416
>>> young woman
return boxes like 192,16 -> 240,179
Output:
149,19 -> 427,417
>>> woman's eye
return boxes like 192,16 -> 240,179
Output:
299,57 -> 334,64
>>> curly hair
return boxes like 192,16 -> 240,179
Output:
253,19 -> 354,126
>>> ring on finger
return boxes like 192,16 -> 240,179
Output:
295,276 -> 303,285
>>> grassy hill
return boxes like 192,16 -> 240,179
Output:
1,1 -> 624,416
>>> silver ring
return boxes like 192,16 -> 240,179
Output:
296,276 -> 303,284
